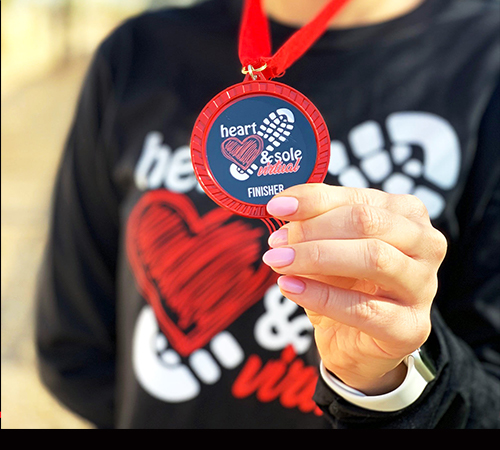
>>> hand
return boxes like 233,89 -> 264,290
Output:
262,184 -> 447,395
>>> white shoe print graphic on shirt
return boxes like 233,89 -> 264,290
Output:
229,108 -> 295,181
328,112 -> 461,219
132,285 -> 313,403
133,305 -> 244,402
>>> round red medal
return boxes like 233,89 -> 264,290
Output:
190,78 -> 330,218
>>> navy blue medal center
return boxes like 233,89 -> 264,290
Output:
206,95 -> 317,205
191,80 -> 330,218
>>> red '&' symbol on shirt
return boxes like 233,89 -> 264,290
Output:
126,190 -> 276,357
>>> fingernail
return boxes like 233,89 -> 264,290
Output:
267,197 -> 299,216
268,228 -> 288,248
278,276 -> 306,294
262,248 -> 295,267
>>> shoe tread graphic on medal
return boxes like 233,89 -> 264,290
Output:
257,108 -> 295,152
230,108 -> 295,181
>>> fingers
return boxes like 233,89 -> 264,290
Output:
264,184 -> 445,307
269,203 -> 447,262
276,275 -> 430,347
266,184 -> 432,223
263,239 -> 435,304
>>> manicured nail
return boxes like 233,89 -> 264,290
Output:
267,197 -> 299,216
262,248 -> 295,267
278,276 -> 306,294
268,228 -> 288,248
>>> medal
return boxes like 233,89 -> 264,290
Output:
191,0 -> 350,229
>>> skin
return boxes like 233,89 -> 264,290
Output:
259,0 -> 442,396
263,185 -> 447,395
263,0 -> 425,29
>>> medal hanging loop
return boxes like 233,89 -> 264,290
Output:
239,0 -> 351,80
191,1 -> 334,226
241,63 -> 268,80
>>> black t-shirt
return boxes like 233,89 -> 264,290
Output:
36,0 -> 500,428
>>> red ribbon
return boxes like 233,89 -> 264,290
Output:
239,0 -> 351,79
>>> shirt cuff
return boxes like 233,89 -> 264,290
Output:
319,350 -> 434,413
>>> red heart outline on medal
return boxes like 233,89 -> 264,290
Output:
221,135 -> 264,170
126,190 -> 277,357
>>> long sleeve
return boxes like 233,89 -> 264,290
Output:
314,81 -> 500,429
35,43 -> 120,429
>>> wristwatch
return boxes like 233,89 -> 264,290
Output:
320,348 -> 436,412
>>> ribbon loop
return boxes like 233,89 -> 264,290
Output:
239,0 -> 351,79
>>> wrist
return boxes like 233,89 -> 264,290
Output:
323,358 -> 407,396
320,349 -> 436,412
332,362 -> 408,396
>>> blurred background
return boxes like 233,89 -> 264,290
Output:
1,0 -> 204,429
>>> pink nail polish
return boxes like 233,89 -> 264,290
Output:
278,276 -> 305,294
262,248 -> 295,267
266,197 -> 299,217
268,228 -> 288,248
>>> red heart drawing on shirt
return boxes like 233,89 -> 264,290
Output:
126,190 -> 276,357
221,135 -> 264,170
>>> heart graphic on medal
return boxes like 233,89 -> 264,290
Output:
221,135 -> 264,171
191,79 -> 330,218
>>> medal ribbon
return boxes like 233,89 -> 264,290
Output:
239,0 -> 351,79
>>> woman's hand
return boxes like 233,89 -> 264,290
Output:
262,184 -> 447,395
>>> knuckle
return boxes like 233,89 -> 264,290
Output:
419,227 -> 448,263
429,229 -> 448,262
318,186 -> 333,212
351,204 -> 385,237
365,239 -> 392,274
408,307 -> 433,347
406,195 -> 429,219
349,187 -> 378,207
392,194 -> 429,219
417,270 -> 439,304
354,297 -> 380,325
348,187 -> 366,204
316,282 -> 335,313
427,274 -> 439,299
309,241 -> 325,273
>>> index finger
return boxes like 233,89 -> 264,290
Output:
266,184 -> 430,222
